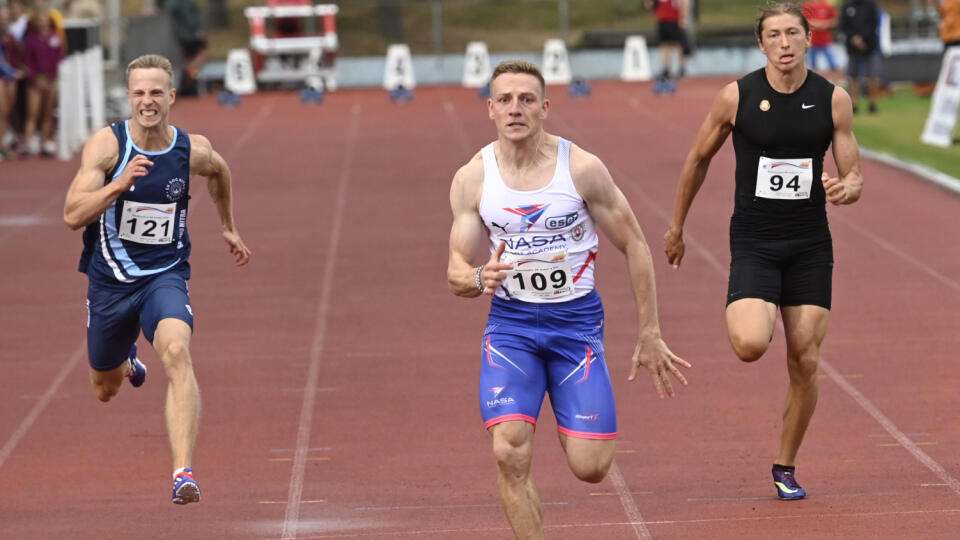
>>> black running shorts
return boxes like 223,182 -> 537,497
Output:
726,235 -> 833,309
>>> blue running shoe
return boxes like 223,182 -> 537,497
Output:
126,344 -> 146,388
172,469 -> 201,505
772,465 -> 806,500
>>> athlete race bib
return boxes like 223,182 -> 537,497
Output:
503,250 -> 574,300
755,156 -> 813,200
118,200 -> 176,244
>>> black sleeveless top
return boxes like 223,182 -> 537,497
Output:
731,68 -> 835,240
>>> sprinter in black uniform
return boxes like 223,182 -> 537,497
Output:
64,54 -> 251,504
663,2 -> 863,500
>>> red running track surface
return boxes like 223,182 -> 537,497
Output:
1,78 -> 959,539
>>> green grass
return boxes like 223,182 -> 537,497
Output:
852,86 -> 960,181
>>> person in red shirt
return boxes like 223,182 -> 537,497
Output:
804,1 -> 838,72
648,0 -> 689,82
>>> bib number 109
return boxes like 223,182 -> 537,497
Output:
512,269 -> 568,292
505,253 -> 574,300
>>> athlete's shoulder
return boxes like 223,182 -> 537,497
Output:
80,125 -> 120,171
568,142 -> 605,177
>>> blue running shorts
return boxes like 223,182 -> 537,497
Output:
86,266 -> 194,371
479,289 -> 617,439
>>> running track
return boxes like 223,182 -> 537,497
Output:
2,78 -> 959,539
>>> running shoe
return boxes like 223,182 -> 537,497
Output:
126,344 -> 146,388
772,465 -> 806,500
172,469 -> 202,505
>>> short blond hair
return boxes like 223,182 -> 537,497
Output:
126,54 -> 175,88
491,60 -> 546,97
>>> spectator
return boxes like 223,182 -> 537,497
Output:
22,8 -> 63,157
165,0 -> 208,96
647,0 -> 690,81
804,0 -> 839,72
841,0 -> 881,114
8,0 -> 28,42
931,0 -> 960,49
1,3 -> 25,154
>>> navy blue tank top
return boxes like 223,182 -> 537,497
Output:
79,120 -> 192,286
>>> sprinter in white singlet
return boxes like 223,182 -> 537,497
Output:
447,60 -> 691,539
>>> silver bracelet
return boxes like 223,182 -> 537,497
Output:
475,264 -> 486,293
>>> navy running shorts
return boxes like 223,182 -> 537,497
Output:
727,235 -> 834,309
86,268 -> 194,371
478,289 -> 617,440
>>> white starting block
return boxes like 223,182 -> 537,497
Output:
243,2 -> 339,90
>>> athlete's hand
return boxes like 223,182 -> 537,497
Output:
480,241 -> 514,295
116,154 -> 153,191
628,336 -> 691,398
222,228 -> 251,266
663,226 -> 685,268
823,172 -> 851,205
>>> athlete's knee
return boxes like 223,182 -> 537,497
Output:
729,333 -> 768,362
92,381 -> 119,402
492,427 -> 534,478
570,457 -> 611,484
787,349 -> 819,382
158,338 -> 192,369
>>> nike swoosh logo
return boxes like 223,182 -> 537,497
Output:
775,481 -> 800,494
802,104 -> 815,109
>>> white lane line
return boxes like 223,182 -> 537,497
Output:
829,211 -> 960,295
0,344 -> 86,472
608,461 -> 653,540
819,360 -> 960,495
279,508 -> 960,539
281,101 -> 362,540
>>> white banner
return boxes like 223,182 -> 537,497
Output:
921,46 -> 960,148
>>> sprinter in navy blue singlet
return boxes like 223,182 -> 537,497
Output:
664,4 -> 864,500
64,54 -> 250,505
448,60 -> 690,538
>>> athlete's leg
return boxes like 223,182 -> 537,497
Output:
776,305 -> 829,466
153,318 -> 200,471
490,421 -> 543,540
558,435 -> 615,483
725,298 -> 778,362
89,363 -> 129,402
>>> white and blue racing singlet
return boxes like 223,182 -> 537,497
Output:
78,120 -> 191,285
479,137 -> 599,303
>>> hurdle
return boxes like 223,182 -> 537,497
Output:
243,2 -> 339,91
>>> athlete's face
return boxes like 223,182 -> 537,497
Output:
488,73 -> 549,142
758,13 -> 811,72
127,67 -> 176,129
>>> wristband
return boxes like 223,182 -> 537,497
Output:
475,265 -> 486,293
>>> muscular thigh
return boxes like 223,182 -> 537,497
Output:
86,284 -> 142,371
478,331 -> 548,430
139,270 -> 194,344
781,237 -> 833,309
544,327 -> 616,440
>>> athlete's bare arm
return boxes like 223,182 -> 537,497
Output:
571,146 -> 690,398
447,154 -> 514,297
64,127 -> 151,230
664,81 -> 739,267
823,86 -> 863,205
189,134 -> 251,266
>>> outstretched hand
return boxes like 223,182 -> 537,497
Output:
479,241 -> 514,295
627,337 -> 691,398
222,229 -> 251,266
